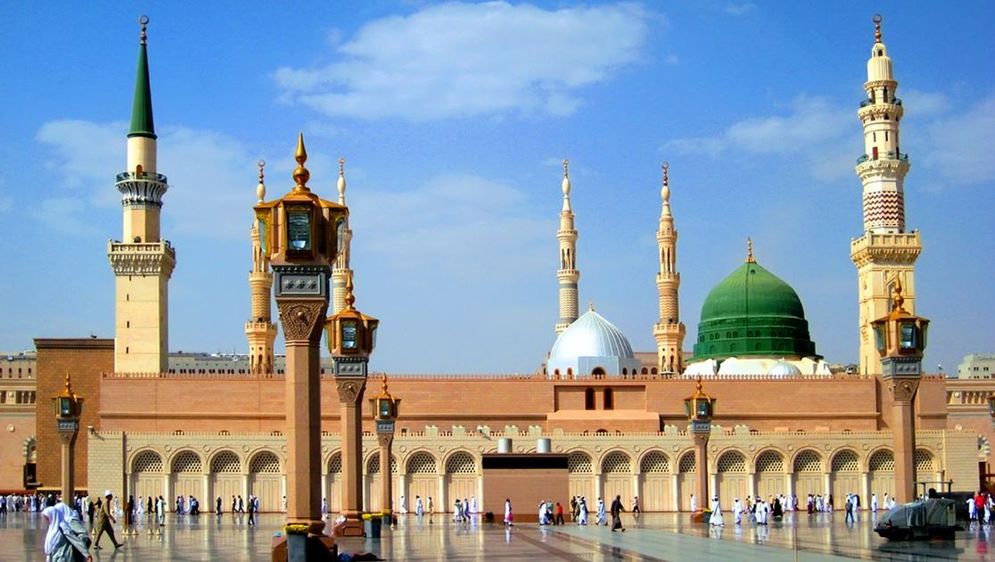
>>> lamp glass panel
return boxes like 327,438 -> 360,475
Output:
696,399 -> 710,418
379,399 -> 392,419
342,321 -> 358,350
287,209 -> 312,251
873,324 -> 885,353
900,322 -> 916,350
60,398 -> 71,417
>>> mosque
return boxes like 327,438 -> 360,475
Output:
2,16 -> 993,514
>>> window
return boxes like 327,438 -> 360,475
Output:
584,388 -> 595,410
604,388 -> 614,410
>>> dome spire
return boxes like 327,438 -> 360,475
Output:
337,158 -> 347,205
661,162 -> 671,216
561,159 -> 572,212
128,15 -> 156,139
256,160 -> 266,202
873,13 -> 883,44
746,237 -> 756,263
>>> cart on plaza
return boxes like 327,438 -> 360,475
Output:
874,497 -> 961,540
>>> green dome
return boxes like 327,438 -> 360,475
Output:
693,260 -> 818,361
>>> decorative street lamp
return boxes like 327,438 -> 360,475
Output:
326,272 -> 379,536
255,134 -> 348,554
870,279 -> 929,503
53,372 -> 83,504
684,376 -> 714,521
369,375 -> 399,523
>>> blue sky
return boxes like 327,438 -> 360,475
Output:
0,1 -> 992,374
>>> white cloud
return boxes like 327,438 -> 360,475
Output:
918,94 -> 995,186
273,2 -> 650,121
30,197 -> 99,236
724,3 -> 756,16
901,90 -> 949,117
664,95 -> 857,182
35,120 -> 266,239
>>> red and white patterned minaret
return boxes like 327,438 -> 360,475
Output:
851,14 -> 921,374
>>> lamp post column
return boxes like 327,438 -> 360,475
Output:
333,371 -> 367,521
378,433 -> 393,515
275,280 -> 329,529
53,372 -> 82,504
684,376 -> 715,522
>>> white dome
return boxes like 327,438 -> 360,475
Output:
767,360 -> 803,378
549,310 -> 634,361
547,310 -> 641,377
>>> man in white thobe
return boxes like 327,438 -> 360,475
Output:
690,494 -> 698,512
709,496 -> 724,526
732,498 -> 742,525
871,493 -> 878,512
578,498 -> 588,525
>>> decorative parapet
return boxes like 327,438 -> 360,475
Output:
850,231 -> 921,266
107,240 -> 176,277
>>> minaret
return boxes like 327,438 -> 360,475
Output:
107,16 -> 175,373
555,159 -> 579,334
653,163 -> 685,375
851,14 -> 921,375
246,160 -> 277,374
331,158 -> 353,315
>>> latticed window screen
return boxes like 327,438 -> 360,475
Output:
407,452 -> 437,474
602,451 -> 631,474
717,452 -> 746,472
640,451 -> 670,473
568,452 -> 593,473
793,450 -> 822,473
756,451 -> 784,472
329,454 -> 343,474
445,452 -> 476,474
366,455 -> 397,474
211,451 -> 242,474
914,449 -> 934,471
172,451 -> 202,473
831,450 -> 860,472
133,451 -> 163,473
250,452 -> 281,473
678,452 -> 696,473
868,450 -> 895,471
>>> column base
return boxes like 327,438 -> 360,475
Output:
271,534 -> 337,562
331,518 -> 365,538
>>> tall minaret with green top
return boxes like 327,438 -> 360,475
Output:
850,14 -> 920,375
107,16 -> 175,373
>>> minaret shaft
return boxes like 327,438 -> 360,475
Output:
108,17 -> 174,374
246,196 -> 277,374
331,158 -> 353,316
653,165 -> 685,375
851,16 -> 921,375
555,161 -> 579,334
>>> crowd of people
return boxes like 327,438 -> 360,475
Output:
693,490 -> 899,528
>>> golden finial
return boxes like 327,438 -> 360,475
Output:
381,373 -> 389,395
695,374 -> 703,394
746,237 -> 756,263
64,371 -> 73,396
292,133 -> 310,189
873,14 -> 882,43
588,300 -> 594,312
344,271 -> 356,310
563,159 -> 569,178
892,277 -> 906,313
256,160 -> 266,202
139,15 -> 149,46
661,162 -> 671,205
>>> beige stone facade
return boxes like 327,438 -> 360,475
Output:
85,423 -> 975,513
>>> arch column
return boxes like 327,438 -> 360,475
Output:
784,472 -> 794,507
163,471 -> 172,512
242,472 -> 249,507
202,473 -> 210,508
397,470 -> 408,512
594,470 -> 603,501
823,472 -> 831,502
437,474 -> 446,513
321,474 -> 328,509
631,473 -> 640,508
747,471 -> 757,499
861,472 -> 870,509
671,473 -> 680,511
709,473 -> 717,500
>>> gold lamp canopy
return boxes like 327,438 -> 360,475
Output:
326,272 -> 379,357
870,279 -> 929,358
370,374 -> 400,421
53,371 -> 83,419
684,376 -> 715,422
253,133 -> 348,268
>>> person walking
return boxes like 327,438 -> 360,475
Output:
555,502 -> 565,525
610,495 -> 626,532
503,498 -> 513,527
43,501 -> 93,562
155,495 -> 166,528
93,491 -> 122,550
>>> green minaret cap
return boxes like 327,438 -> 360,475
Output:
128,16 -> 156,139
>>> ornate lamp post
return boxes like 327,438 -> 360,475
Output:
326,273 -> 379,535
255,134 -> 347,548
369,375 -> 399,521
684,376 -> 714,521
988,394 -> 995,431
870,279 -> 929,503
53,372 -> 83,504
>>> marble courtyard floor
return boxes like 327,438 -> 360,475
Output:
2,511 -> 992,561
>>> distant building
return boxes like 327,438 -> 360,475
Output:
958,354 -> 995,379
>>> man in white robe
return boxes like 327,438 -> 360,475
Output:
969,497 -> 978,520
596,498 -> 607,526
415,496 -> 424,516
709,496 -> 724,526
470,496 -> 478,514
690,494 -> 698,512
732,498 -> 742,525
399,495 -> 407,514
871,493 -> 878,512
578,497 -> 589,525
